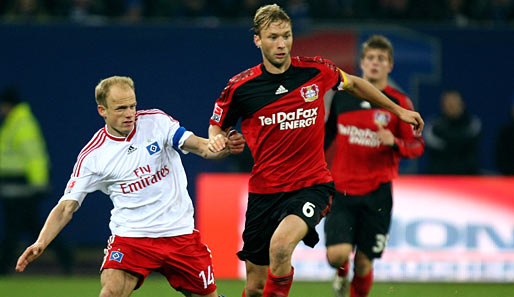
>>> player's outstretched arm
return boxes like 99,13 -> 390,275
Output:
16,200 -> 78,272
343,74 -> 424,135
207,125 -> 246,154
183,130 -> 245,159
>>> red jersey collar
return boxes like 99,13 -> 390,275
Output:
103,124 -> 136,142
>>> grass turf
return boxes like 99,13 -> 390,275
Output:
1,275 -> 513,297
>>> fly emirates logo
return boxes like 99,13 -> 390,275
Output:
338,124 -> 380,147
120,164 -> 170,194
258,108 -> 318,130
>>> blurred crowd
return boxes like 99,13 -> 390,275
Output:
0,0 -> 513,26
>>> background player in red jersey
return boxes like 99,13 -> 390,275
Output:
324,35 -> 425,297
15,76 -> 244,297
208,5 -> 424,297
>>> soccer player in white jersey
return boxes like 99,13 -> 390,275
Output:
15,76 -> 244,297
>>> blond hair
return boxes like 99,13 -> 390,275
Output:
253,4 -> 291,36
95,76 -> 135,106
361,35 -> 394,64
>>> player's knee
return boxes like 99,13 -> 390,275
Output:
326,246 -> 350,268
98,287 -> 120,297
326,251 -> 346,268
269,241 -> 292,265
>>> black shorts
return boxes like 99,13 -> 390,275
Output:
324,182 -> 393,259
237,182 -> 334,266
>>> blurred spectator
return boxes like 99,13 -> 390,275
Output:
424,89 -> 482,175
3,0 -> 48,22
377,0 -> 412,19
239,0 -> 265,18
144,0 -> 181,19
68,0 -> 105,24
0,86 -> 73,274
445,0 -> 470,26
177,0 -> 211,18
488,0 -> 514,23
1,0 -> 513,23
286,0 -> 310,18
121,0 -> 143,22
495,96 -> 514,175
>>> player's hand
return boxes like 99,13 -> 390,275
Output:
16,243 -> 45,272
398,108 -> 424,136
208,134 -> 228,153
376,125 -> 395,146
227,130 -> 245,154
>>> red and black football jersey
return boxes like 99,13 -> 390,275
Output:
210,56 -> 346,194
325,85 -> 425,195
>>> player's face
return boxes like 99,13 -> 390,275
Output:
98,85 -> 137,137
360,48 -> 393,84
254,20 -> 293,73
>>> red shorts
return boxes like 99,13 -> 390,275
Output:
100,230 -> 217,295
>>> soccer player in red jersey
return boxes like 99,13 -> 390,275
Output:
15,76 -> 244,297
324,35 -> 425,297
208,5 -> 424,297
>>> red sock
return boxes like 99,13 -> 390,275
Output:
337,260 -> 350,277
242,288 -> 246,297
350,269 -> 373,297
262,267 -> 294,297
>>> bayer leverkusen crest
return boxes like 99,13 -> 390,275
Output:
301,84 -> 319,102
374,110 -> 391,126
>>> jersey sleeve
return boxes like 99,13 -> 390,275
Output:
153,111 -> 194,154
209,69 -> 247,130
58,156 -> 103,208
314,56 -> 348,91
335,68 -> 349,91
393,96 -> 425,158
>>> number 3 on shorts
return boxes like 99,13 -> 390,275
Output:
302,202 -> 315,218
372,234 -> 389,253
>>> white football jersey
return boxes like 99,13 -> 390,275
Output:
59,109 -> 196,238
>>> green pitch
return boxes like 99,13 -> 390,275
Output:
1,275 -> 513,297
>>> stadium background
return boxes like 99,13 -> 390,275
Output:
1,1 -> 513,292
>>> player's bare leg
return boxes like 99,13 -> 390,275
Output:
99,269 -> 138,297
351,250 -> 374,297
244,261 -> 267,297
261,215 -> 308,296
354,250 -> 372,276
269,215 -> 308,275
327,243 -> 353,297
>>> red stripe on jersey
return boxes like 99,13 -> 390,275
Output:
219,67 -> 256,104
210,66 -> 262,127
103,125 -> 138,142
73,129 -> 104,170
295,56 -> 339,73
72,130 -> 107,177
137,109 -> 178,122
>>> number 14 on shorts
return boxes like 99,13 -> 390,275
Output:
199,265 -> 215,289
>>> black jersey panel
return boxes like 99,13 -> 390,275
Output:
332,90 -> 400,114
233,65 -> 321,117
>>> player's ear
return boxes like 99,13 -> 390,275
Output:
254,34 -> 261,49
97,105 -> 106,118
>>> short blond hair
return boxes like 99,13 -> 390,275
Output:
95,76 -> 135,107
361,35 -> 394,64
253,4 -> 291,36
